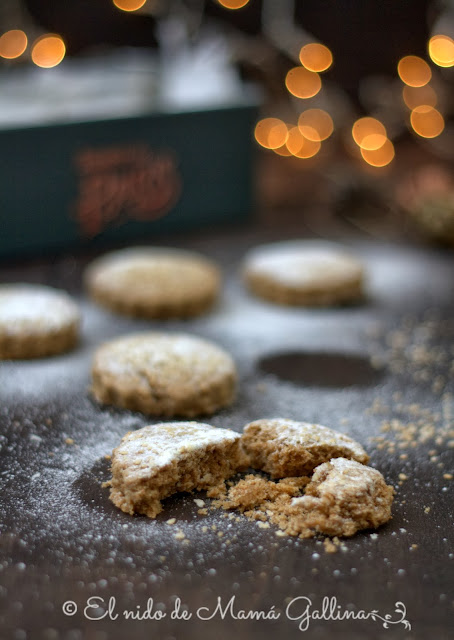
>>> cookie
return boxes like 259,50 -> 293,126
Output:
241,418 -> 369,478
242,240 -> 364,306
0,284 -> 80,359
84,247 -> 221,319
108,421 -> 247,517
289,457 -> 394,537
91,332 -> 237,417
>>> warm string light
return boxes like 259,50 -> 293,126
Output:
254,118 -> 288,149
256,31 -> 452,163
397,55 -> 432,87
299,43 -> 333,73
0,30 -> 28,59
286,126 -> 321,158
216,0 -> 250,9
360,139 -> 395,167
31,35 -> 66,68
257,39 -> 333,159
396,45 -> 446,141
352,117 -> 387,150
113,0 -> 147,11
351,117 -> 394,167
298,109 -> 333,142
285,67 -> 321,99
410,105 -> 445,138
428,35 -> 454,68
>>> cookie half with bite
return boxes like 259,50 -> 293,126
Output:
108,421 -> 247,517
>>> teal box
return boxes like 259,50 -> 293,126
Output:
0,101 -> 257,258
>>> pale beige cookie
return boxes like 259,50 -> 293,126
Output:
242,240 -> 364,306
108,421 -> 247,517
91,332 -> 237,417
241,418 -> 369,478
0,284 -> 80,359
289,457 -> 394,537
85,247 -> 221,319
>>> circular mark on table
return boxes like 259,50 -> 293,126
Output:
258,351 -> 383,388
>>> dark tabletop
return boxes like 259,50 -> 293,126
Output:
0,223 -> 453,640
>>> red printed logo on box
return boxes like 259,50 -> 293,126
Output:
74,145 -> 181,237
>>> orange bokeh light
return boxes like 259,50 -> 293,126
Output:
0,30 -> 27,59
298,108 -> 333,142
285,67 -> 321,99
31,35 -> 65,68
402,84 -> 437,110
254,118 -> 288,149
410,105 -> 445,138
113,0 -> 147,11
352,117 -> 387,150
397,55 -> 432,87
217,0 -> 250,8
361,139 -> 395,167
299,43 -> 333,72
286,127 -> 321,158
428,34 -> 454,67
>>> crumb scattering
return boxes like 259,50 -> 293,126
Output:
212,459 -> 393,539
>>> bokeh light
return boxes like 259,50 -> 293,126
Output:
361,139 -> 395,167
410,105 -> 445,138
254,118 -> 288,149
31,35 -> 66,68
113,0 -> 147,11
299,43 -> 333,72
0,30 -> 27,60
217,0 -> 250,9
428,35 -> 454,68
397,55 -> 432,87
285,67 -> 321,99
352,117 -> 387,150
402,84 -> 437,110
286,127 -> 321,158
298,109 -> 333,141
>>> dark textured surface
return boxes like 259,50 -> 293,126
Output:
0,225 -> 453,640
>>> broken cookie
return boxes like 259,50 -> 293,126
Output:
241,418 -> 369,478
108,421 -> 247,518
288,457 -> 394,537
213,459 -> 393,538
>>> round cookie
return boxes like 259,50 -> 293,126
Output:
242,240 -> 365,306
91,332 -> 237,417
0,284 -> 80,359
84,247 -> 221,319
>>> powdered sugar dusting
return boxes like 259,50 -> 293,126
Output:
246,418 -> 368,460
94,332 -> 236,379
115,421 -> 240,482
243,241 -> 363,287
0,284 -> 80,334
